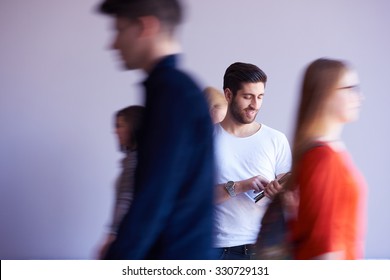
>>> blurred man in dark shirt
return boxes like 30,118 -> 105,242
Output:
98,0 -> 215,259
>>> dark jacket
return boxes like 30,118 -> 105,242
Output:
105,55 -> 215,259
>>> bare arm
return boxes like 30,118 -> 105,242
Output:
215,175 -> 268,204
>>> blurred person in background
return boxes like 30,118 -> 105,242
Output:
98,0 -> 215,259
289,58 -> 367,260
97,105 -> 144,259
203,86 -> 228,124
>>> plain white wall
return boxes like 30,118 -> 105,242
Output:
0,0 -> 389,259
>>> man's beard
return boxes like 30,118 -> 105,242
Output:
230,99 -> 258,124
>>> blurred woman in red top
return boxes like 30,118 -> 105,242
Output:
289,58 -> 367,259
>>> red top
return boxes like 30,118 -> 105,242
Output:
291,144 -> 367,259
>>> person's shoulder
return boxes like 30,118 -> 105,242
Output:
260,124 -> 288,138
155,63 -> 197,86
158,69 -> 203,101
151,55 -> 202,92
302,144 -> 338,164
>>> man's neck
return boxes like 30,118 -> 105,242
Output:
142,38 -> 181,73
220,116 -> 261,138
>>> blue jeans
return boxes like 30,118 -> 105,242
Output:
214,244 -> 257,260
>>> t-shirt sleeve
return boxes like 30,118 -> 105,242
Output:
275,133 -> 292,175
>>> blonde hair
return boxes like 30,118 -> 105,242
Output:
203,87 -> 227,108
203,87 -> 228,123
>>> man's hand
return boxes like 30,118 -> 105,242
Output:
235,175 -> 269,194
263,179 -> 283,199
264,172 -> 292,199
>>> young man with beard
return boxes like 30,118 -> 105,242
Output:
213,62 -> 292,260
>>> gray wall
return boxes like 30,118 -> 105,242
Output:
0,0 -> 389,259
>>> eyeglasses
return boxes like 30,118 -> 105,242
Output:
336,85 -> 364,99
337,85 -> 360,92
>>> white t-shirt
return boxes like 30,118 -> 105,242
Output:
213,123 -> 291,247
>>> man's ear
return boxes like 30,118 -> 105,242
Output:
224,88 -> 233,103
137,16 -> 161,37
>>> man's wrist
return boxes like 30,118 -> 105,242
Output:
225,181 -> 236,197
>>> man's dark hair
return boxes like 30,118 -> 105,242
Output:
99,0 -> 183,30
223,62 -> 267,95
